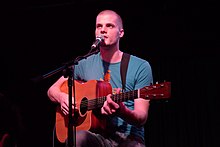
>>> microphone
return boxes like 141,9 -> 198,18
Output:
91,35 -> 104,49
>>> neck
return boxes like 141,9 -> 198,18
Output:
100,46 -> 123,63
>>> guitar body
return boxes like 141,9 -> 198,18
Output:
56,80 -> 112,143
55,79 -> 171,143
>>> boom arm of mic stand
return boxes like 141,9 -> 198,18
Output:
31,49 -> 99,82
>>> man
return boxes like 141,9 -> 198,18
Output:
47,9 -> 153,147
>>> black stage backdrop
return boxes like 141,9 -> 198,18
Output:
1,0 -> 219,147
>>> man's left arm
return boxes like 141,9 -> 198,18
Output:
117,99 -> 150,127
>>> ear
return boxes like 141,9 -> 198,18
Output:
119,29 -> 124,38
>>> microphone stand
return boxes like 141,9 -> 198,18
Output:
31,48 -> 100,147
65,48 -> 99,147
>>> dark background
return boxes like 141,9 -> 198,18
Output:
1,0 -> 219,147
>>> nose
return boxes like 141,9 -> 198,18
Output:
100,26 -> 107,33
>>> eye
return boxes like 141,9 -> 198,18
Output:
106,24 -> 114,29
96,24 -> 102,29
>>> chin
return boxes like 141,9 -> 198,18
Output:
100,43 -> 108,47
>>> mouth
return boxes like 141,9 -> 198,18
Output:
98,34 -> 107,38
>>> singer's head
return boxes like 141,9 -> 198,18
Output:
95,10 -> 124,50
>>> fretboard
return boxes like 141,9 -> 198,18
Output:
87,89 -> 138,110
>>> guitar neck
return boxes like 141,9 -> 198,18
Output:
86,81 -> 171,111
87,90 -> 138,110
111,90 -> 138,103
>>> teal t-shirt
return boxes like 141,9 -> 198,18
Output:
74,52 -> 153,142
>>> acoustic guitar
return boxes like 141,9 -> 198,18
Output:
56,80 -> 171,143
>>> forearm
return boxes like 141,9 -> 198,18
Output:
47,87 -> 65,104
47,76 -> 67,104
117,107 -> 146,127
117,100 -> 150,127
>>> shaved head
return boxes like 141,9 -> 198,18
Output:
97,10 -> 123,29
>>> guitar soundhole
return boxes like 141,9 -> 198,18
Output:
80,97 -> 88,115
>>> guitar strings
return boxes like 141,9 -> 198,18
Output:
77,91 -> 138,110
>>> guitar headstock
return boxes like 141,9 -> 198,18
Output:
140,81 -> 171,100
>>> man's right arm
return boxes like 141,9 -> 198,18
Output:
47,76 -> 68,104
47,76 -> 74,115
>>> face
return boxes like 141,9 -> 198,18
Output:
95,11 -> 124,47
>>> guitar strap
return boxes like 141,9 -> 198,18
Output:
120,52 -> 130,92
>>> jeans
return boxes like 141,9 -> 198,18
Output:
65,130 -> 145,147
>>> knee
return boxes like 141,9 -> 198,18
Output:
76,130 -> 89,139
75,130 -> 90,146
67,130 -> 99,147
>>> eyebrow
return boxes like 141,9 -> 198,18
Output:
96,22 -> 115,26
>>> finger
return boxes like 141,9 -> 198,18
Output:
101,101 -> 108,115
104,106 -> 112,114
103,103 -> 113,114
63,109 -> 68,115
116,88 -> 121,94
111,109 -> 116,113
61,106 -> 68,115
61,105 -> 69,112
101,107 -> 107,115
107,98 -> 119,109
